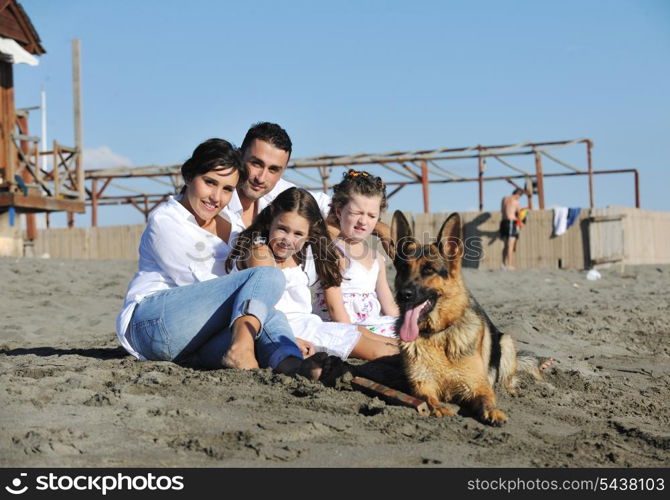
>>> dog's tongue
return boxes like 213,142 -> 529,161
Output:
399,300 -> 429,342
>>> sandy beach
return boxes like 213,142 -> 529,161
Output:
1,257 -> 668,467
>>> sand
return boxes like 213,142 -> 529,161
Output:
0,257 -> 668,467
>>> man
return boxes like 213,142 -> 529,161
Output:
500,187 -> 525,270
223,122 -> 391,253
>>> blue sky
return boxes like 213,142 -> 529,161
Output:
13,0 -> 670,227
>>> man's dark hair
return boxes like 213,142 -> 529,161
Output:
513,188 -> 524,196
240,122 -> 292,157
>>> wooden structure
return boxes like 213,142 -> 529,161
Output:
0,0 -> 84,241
83,138 -> 641,226
32,207 -> 670,268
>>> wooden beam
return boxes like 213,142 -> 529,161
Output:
0,192 -> 85,213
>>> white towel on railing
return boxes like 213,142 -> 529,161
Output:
553,206 -> 569,236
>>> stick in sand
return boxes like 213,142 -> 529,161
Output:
351,376 -> 430,416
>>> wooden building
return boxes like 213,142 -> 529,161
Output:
0,0 -> 84,245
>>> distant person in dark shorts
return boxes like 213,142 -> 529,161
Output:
500,188 -> 525,270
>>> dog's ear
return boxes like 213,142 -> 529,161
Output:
392,210 -> 414,240
391,210 -> 413,241
391,210 -> 414,263
436,212 -> 464,268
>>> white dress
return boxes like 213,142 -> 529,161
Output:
276,258 -> 362,360
314,243 -> 397,338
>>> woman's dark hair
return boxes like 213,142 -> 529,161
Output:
225,187 -> 342,288
329,169 -> 388,220
180,138 -> 246,194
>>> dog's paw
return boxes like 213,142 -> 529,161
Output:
504,386 -> 518,396
481,407 -> 508,426
429,401 -> 457,418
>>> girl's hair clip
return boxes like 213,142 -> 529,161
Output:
347,169 -> 370,179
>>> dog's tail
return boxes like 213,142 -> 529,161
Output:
516,351 -> 548,381
495,336 -> 549,393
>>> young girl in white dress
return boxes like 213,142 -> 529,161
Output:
314,170 -> 399,337
225,187 -> 398,361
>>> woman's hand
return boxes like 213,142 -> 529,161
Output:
240,243 -> 276,269
296,338 -> 317,358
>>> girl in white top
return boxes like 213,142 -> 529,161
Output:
226,187 -> 398,361
315,169 -> 399,337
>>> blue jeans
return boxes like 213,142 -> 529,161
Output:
128,266 -> 302,369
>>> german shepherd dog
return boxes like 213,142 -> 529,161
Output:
391,211 -> 543,426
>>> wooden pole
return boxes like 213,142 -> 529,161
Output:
478,154 -> 485,211
72,40 -> 84,201
0,61 -> 16,188
143,194 -> 149,222
320,166 -> 329,194
52,140 -> 60,198
586,140 -> 594,209
534,151 -> 545,210
91,178 -> 98,227
16,115 -> 37,240
525,175 -> 534,210
420,160 -> 429,213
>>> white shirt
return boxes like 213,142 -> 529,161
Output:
222,178 -> 332,244
115,195 -> 232,359
273,258 -> 318,318
231,258 -> 360,359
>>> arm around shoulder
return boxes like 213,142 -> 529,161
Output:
239,243 -> 276,269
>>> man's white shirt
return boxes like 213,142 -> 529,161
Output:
222,178 -> 332,244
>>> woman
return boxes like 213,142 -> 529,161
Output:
115,138 -> 334,379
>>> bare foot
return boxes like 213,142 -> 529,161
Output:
276,352 -> 347,386
539,357 -> 556,372
223,316 -> 261,369
221,343 -> 259,370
